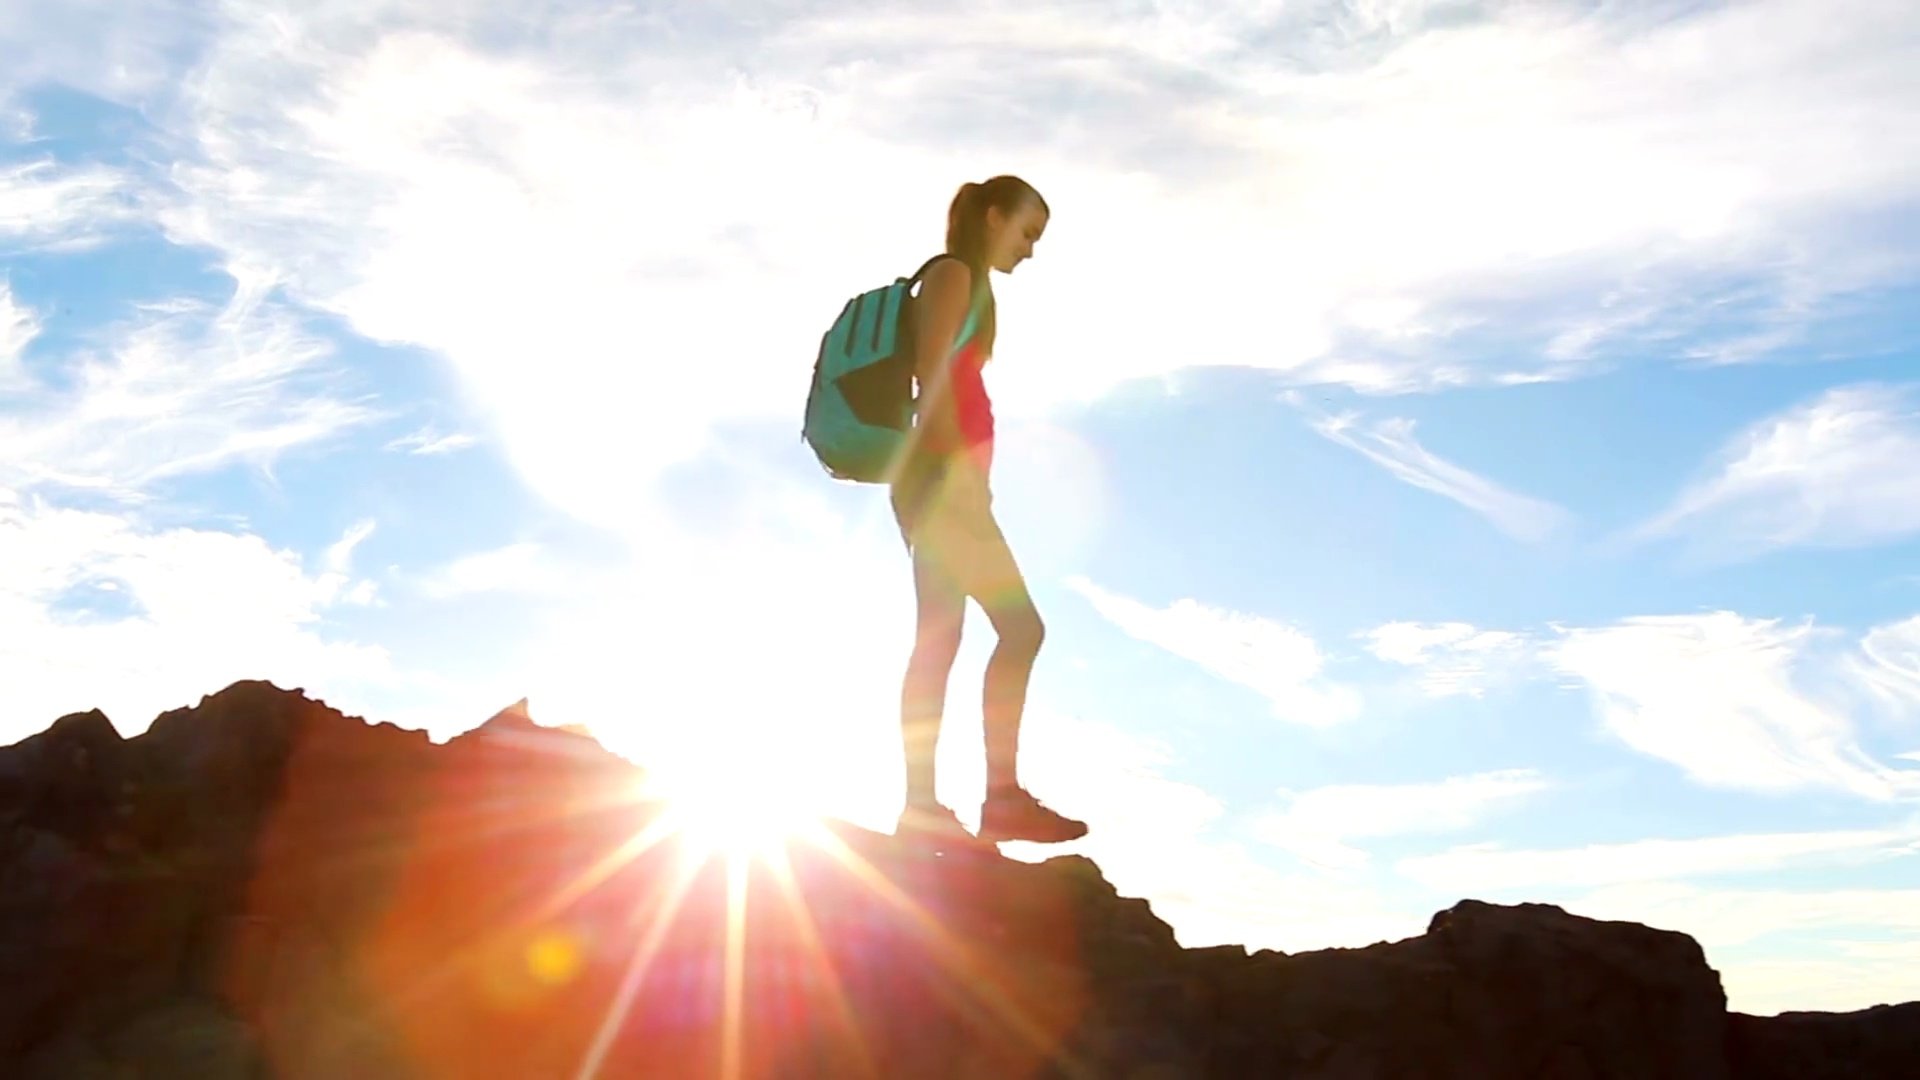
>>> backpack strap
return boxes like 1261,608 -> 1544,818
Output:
906,253 -> 988,345
906,252 -> 959,288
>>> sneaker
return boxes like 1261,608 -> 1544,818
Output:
894,801 -> 980,849
977,786 -> 1088,844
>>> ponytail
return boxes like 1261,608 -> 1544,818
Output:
945,181 -> 988,271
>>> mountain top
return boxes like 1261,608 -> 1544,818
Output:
1,679 -> 1914,1078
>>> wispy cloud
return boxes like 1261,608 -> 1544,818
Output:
1709,930 -> 1920,1016
1398,823 -> 1920,894
318,518 -> 379,607
0,497 -> 394,743
1254,769 -> 1550,870
103,0 -> 1919,544
0,281 -> 38,390
0,271 -> 381,498
1392,854 -> 1920,1012
385,426 -> 478,456
324,519 -> 375,575
414,542 -> 577,601
1003,709 -> 1424,955
1636,383 -> 1920,558
1573,881 -> 1920,1014
1,103 -> 30,140
1854,616 -> 1920,714
1363,610 -> 1920,800
0,0 -> 209,107
1393,813 -> 1920,1013
0,159 -> 137,250
1360,620 -> 1536,698
1301,403 -> 1571,541
1067,577 -> 1361,727
1544,612 -> 1920,801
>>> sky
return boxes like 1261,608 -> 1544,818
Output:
3,0 -> 1919,1016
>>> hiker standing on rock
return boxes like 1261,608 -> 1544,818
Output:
890,175 -> 1088,848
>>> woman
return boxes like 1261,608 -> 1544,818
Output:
891,175 -> 1088,847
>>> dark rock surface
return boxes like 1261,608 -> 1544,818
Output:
0,679 -> 1913,1078
1727,1003 -> 1920,1080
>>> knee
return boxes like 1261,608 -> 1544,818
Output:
999,609 -> 1045,656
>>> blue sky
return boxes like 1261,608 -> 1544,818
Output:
4,0 -> 1919,1014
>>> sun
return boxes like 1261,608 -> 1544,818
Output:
643,763 -> 831,865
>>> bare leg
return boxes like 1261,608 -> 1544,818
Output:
979,588 -> 1044,795
961,510 -> 1085,844
901,550 -> 964,808
896,465 -> 1084,843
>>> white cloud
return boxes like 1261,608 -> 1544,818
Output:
1855,616 -> 1920,713
1637,383 -> 1920,557
0,271 -> 381,499
1083,0 -> 1920,391
413,542 -> 578,601
1362,620 -> 1536,698
1394,820 -> 1920,1013
1364,611 -> 1920,796
0,0 -> 207,107
317,518 -> 379,607
1545,612 -> 1920,801
1576,879 -> 1920,951
1067,577 -> 1362,727
999,710 -> 1425,954
1719,944 -> 1920,1016
1574,880 -> 1920,1014
324,518 -> 375,575
0,280 -> 37,390
1399,823 -> 1920,894
76,0 -> 1908,547
0,495 -> 398,744
1140,839 -> 1423,956
1303,406 -> 1570,541
385,426 -> 478,455
1569,882 -> 1920,1014
0,160 -> 136,250
1254,769 -> 1550,870
1,103 -> 30,140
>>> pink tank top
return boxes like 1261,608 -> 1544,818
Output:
922,337 -> 993,471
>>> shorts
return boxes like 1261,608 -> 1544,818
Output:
889,454 -> 1029,605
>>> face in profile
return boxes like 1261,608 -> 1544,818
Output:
985,199 -> 1048,273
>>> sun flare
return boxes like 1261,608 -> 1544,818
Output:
643,766 -> 831,865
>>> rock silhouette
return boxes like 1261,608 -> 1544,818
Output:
0,680 -> 1914,1078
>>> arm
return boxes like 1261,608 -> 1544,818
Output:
910,257 -> 974,459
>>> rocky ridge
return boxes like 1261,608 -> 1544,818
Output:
1,680 -> 1915,1078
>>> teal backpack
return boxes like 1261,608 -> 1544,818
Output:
803,254 -> 981,483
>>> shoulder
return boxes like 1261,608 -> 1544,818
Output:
918,256 -> 974,303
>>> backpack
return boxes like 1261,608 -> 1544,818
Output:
802,254 -> 982,484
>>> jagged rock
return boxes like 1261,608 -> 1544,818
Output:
0,679 -> 1913,1078
1182,898 -> 1729,1077
1727,1003 -> 1920,1080
0,708 -> 128,838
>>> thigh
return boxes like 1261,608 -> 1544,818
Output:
910,538 -> 968,641
909,478 -> 1033,616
